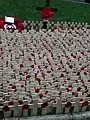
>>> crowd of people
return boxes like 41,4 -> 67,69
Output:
0,22 -> 90,117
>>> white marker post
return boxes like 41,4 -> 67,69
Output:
56,98 -> 62,114
32,98 -> 38,116
13,101 -> 22,117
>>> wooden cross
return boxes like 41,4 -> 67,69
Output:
36,0 -> 58,12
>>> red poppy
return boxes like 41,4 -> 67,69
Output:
18,100 -> 23,105
80,52 -> 84,55
68,85 -> 72,88
31,53 -> 34,56
66,88 -> 70,92
63,70 -> 67,73
61,73 -> 64,77
85,89 -> 88,93
88,80 -> 90,82
38,66 -> 41,69
69,65 -> 73,69
84,85 -> 87,90
64,80 -> 67,83
80,99 -> 83,101
75,80 -> 78,83
12,85 -> 16,89
28,58 -> 32,61
22,104 -> 29,111
77,87 -> 82,92
39,55 -> 41,59
0,18 -> 5,29
31,65 -> 34,68
60,60 -> 63,65
21,85 -> 25,88
39,93 -> 43,99
54,100 -> 56,103
81,67 -> 84,70
24,71 -> 28,75
42,73 -> 45,79
35,88 -> 40,93
14,89 -> 17,92
77,72 -> 80,76
26,75 -> 31,79
49,82 -> 52,85
58,68 -> 61,70
87,94 -> 90,97
8,101 -> 13,105
3,106 -> 10,112
41,102 -> 48,108
14,17 -> 24,31
73,56 -> 76,58
84,72 -> 87,75
16,22 -> 24,32
47,58 -> 49,63
9,84 -> 12,86
40,7 -> 54,20
82,101 -> 89,107
20,64 -> 23,68
72,92 -> 75,95
47,71 -> 51,73
65,102 -> 72,108
34,60 -> 36,65
44,91 -> 48,94
66,71 -> 69,74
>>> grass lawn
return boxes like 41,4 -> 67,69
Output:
0,0 -> 90,24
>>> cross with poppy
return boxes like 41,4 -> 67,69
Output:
36,0 -> 58,29
36,0 -> 58,12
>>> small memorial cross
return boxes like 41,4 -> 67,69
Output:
36,0 -> 58,29
36,0 -> 58,12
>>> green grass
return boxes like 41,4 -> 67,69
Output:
0,0 -> 90,24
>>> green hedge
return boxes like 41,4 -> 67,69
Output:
0,0 -> 90,24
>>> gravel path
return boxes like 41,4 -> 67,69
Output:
5,111 -> 90,120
